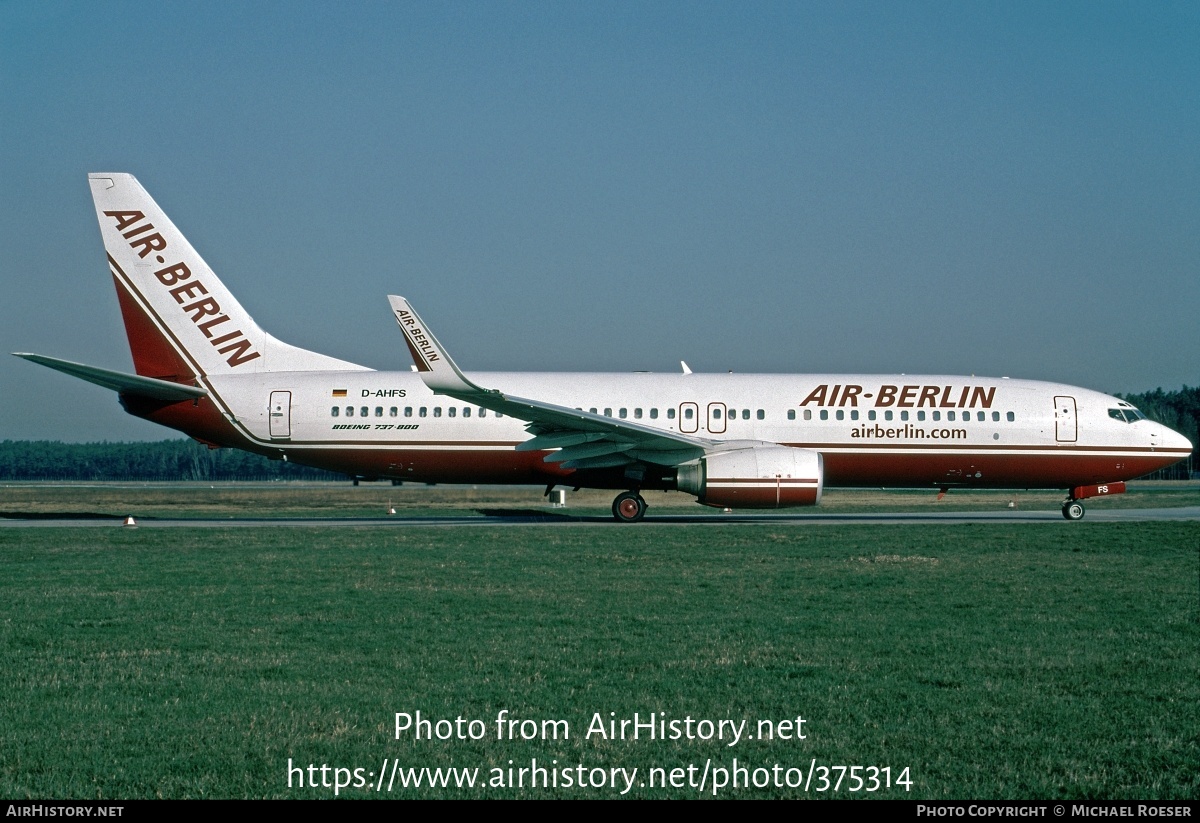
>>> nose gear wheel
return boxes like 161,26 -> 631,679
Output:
1061,500 -> 1085,521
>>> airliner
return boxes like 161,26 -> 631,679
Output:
14,174 -> 1193,521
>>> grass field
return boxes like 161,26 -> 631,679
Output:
1,502 -> 1197,798
1,480 -> 1198,520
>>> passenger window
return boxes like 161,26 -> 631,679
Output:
360,407 -> 369,417
479,408 -> 486,417
884,410 -> 893,421
346,407 -> 354,417
804,409 -> 812,421
448,407 -> 456,418
433,407 -> 441,418
787,409 -> 796,420
757,410 -> 764,420
900,411 -> 909,421
917,411 -> 925,421
619,408 -> 627,419
419,407 -> 427,418
868,410 -> 876,421
634,408 -> 642,419
589,408 -> 597,414
1007,412 -> 1015,422
390,407 -> 398,417
728,408 -> 737,419
977,411 -> 986,421
820,410 -> 829,421
851,410 -> 859,421
463,408 -> 471,418
667,408 -> 676,420
948,411 -> 956,421
331,407 -> 339,417
375,407 -> 383,417
992,411 -> 999,422
836,410 -> 844,421
650,409 -> 658,419
742,409 -> 750,420
604,408 -> 612,417
684,408 -> 694,420
932,411 -> 940,421
713,409 -> 721,419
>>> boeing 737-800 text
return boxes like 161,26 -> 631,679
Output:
15,174 -> 1193,521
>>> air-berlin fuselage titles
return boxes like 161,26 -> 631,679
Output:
14,174 -> 1192,522
798,384 -> 995,409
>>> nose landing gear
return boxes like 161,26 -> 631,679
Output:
1061,482 -> 1125,520
613,491 -> 648,523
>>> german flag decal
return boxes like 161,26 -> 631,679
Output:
332,389 -> 347,397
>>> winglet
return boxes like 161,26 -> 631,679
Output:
387,295 -> 489,395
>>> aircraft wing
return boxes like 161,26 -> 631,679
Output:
388,296 -> 712,469
13,353 -> 208,403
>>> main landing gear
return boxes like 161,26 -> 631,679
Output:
1061,499 -> 1085,521
612,491 -> 648,523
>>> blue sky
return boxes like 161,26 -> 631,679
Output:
2,1 -> 1197,441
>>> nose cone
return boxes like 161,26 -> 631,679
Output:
1165,427 -> 1193,454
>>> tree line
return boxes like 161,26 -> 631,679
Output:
0,439 -> 343,482
0,385 -> 1194,481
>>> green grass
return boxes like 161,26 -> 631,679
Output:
1,522 -> 1197,798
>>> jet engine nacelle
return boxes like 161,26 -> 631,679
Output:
676,446 -> 824,509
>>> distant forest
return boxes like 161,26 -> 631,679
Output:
1,386 -> 1195,481
0,439 -> 343,482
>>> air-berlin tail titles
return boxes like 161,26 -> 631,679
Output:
103,210 -> 260,367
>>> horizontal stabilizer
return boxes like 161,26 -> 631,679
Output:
13,353 -> 208,403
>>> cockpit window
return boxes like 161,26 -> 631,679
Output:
1109,408 -> 1147,423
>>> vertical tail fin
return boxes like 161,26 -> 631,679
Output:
90,173 -> 367,379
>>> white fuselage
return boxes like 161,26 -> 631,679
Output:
179,370 -> 1189,490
